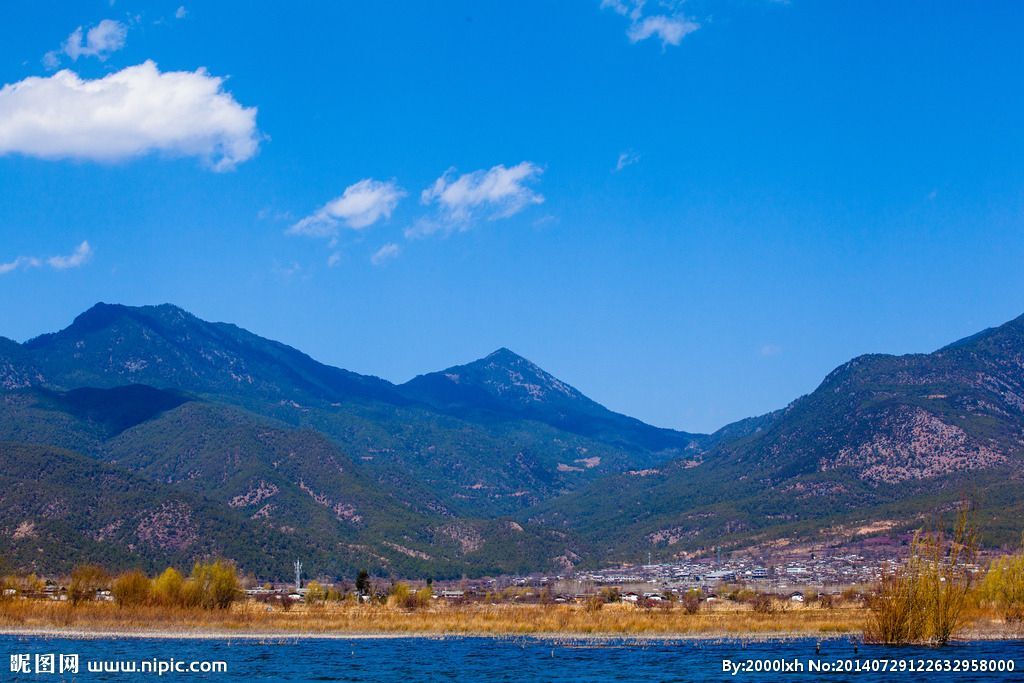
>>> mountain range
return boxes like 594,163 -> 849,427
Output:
2,303 -> 1023,579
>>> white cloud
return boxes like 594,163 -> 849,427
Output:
175,6 -> 188,19
412,162 -> 544,236
42,51 -> 61,70
600,0 -> 641,19
601,1 -> 700,48
0,61 -> 259,171
48,241 -> 93,270
0,241 -> 92,275
403,217 -> 443,239
63,19 -> 127,61
289,179 -> 405,238
615,150 -> 640,171
0,256 -> 41,275
627,15 -> 699,46
759,344 -> 782,357
370,243 -> 400,266
256,207 -> 293,222
327,252 -> 342,268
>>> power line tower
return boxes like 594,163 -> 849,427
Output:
294,560 -> 302,592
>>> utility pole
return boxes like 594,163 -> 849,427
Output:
294,560 -> 302,592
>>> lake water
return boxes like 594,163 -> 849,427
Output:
1,635 -> 1021,681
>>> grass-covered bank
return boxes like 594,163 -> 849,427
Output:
0,596 -> 1018,641
0,598 -> 870,638
3,511 -> 1022,642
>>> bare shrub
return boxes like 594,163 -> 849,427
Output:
680,589 -> 701,615
982,541 -> 1024,623
752,593 -> 775,615
68,565 -> 110,605
111,570 -> 152,607
866,506 -> 977,645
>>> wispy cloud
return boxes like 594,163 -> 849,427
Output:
45,19 -> 127,68
532,214 -> 559,229
0,61 -> 260,171
47,241 -> 94,270
1,241 -> 93,275
409,162 -> 544,237
759,344 -> 782,357
627,14 -> 699,46
64,19 -> 127,60
0,256 -> 41,275
271,260 -> 305,282
615,149 -> 641,172
601,0 -> 700,48
256,207 -> 293,223
370,243 -> 400,266
600,0 -> 640,17
289,179 -> 405,238
175,6 -> 188,19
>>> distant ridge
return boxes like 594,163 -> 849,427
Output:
400,347 -> 703,453
0,302 -> 700,578
22,302 -> 402,404
3,302 -> 1024,577
539,310 -> 1024,560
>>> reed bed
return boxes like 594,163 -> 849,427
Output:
0,598 -> 870,637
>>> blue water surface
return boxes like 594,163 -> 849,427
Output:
1,635 -> 1021,682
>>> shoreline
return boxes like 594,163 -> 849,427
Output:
0,626 -> 861,642
0,626 -> 1019,643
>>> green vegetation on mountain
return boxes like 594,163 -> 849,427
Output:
2,303 -> 1024,578
22,303 -> 399,404
538,315 -> 1024,561
400,347 -> 703,453
0,442 -> 312,577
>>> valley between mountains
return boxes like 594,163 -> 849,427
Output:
2,303 -> 1023,579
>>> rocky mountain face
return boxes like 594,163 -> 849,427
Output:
0,442 -> 317,577
400,347 -> 703,453
0,337 -> 41,390
21,303 -> 400,405
3,303 -> 1024,578
715,313 -> 1024,485
0,385 -> 578,578
538,315 -> 1024,560
0,303 -> 692,577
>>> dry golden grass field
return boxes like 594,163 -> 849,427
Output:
0,598 -> 944,639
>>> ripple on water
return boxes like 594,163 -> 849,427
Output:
0,635 -> 1020,682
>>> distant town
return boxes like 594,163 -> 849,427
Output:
0,551 -> 887,605
248,548 -> 968,606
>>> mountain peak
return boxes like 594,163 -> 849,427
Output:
484,347 -> 523,362
20,302 -> 399,404
69,302 -> 129,332
939,311 -> 1024,353
480,347 -> 545,375
401,348 -> 584,410
464,349 -> 581,403
399,348 -> 702,452
65,302 -> 193,336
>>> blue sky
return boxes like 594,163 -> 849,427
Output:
2,1 -> 1024,432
